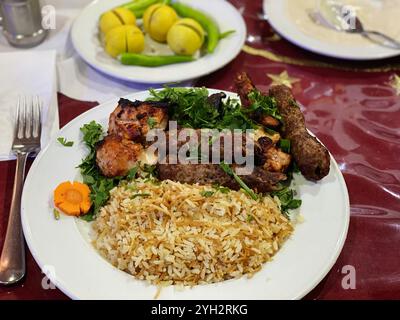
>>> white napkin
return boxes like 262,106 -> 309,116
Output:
0,50 -> 59,160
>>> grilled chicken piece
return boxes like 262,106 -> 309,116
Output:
269,85 -> 330,181
234,72 -> 280,128
96,135 -> 143,177
108,98 -> 169,142
253,128 -> 280,145
256,137 -> 291,173
157,163 -> 286,193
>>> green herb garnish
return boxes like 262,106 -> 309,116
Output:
212,184 -> 231,194
200,190 -> 215,197
246,215 -> 254,222
219,162 -> 258,200
57,137 -> 74,147
149,87 -> 259,130
127,165 -> 139,180
53,209 -> 60,220
131,193 -> 151,199
78,121 -> 121,221
271,187 -> 302,215
279,139 -> 291,153
247,90 -> 281,121
147,117 -> 157,129
142,164 -> 157,177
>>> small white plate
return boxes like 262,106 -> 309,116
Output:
264,0 -> 400,60
21,89 -> 350,299
71,0 -> 246,83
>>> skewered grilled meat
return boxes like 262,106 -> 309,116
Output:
234,72 -> 280,128
108,98 -> 169,142
96,135 -> 143,177
269,85 -> 330,181
157,163 -> 286,193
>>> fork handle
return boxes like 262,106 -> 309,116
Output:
0,152 -> 28,285
362,30 -> 400,50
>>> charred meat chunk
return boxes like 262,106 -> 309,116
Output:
108,98 -> 169,142
256,137 -> 291,173
96,135 -> 143,177
207,92 -> 226,115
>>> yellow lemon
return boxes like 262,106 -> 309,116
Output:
105,25 -> 144,58
167,18 -> 205,56
100,7 -> 136,35
143,4 -> 178,42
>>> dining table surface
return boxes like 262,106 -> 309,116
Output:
0,0 -> 399,300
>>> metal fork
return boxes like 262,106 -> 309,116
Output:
0,96 -> 42,285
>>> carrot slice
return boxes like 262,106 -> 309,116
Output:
54,181 -> 91,216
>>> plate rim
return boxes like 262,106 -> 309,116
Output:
263,0 -> 400,61
70,0 -> 247,83
21,88 -> 350,300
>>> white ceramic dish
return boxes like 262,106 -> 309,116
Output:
21,89 -> 350,299
264,0 -> 400,60
71,0 -> 246,83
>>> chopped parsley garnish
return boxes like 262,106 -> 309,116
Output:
148,87 -> 280,130
147,117 -> 157,129
131,193 -> 151,199
57,137 -> 74,147
279,139 -> 291,153
271,187 -> 302,215
246,90 -> 281,121
53,209 -> 60,220
200,190 -> 215,197
142,164 -> 157,177
212,184 -> 230,194
78,121 -> 121,222
219,162 -> 258,201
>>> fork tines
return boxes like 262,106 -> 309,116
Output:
15,96 -> 42,142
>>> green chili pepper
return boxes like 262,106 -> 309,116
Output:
120,53 -> 195,66
219,30 -> 236,40
122,0 -> 171,19
121,0 -> 160,12
171,2 -> 220,53
121,0 -> 171,17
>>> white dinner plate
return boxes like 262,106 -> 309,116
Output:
71,0 -> 246,83
264,0 -> 400,60
21,89 -> 350,300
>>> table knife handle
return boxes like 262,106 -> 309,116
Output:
0,152 -> 28,285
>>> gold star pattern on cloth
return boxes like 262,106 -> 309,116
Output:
389,74 -> 400,95
267,70 -> 300,88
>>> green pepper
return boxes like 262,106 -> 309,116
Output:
171,2 -> 220,53
120,53 -> 195,66
121,0 -> 160,11
121,0 -> 171,17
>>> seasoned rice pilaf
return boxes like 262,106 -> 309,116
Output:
92,179 -> 293,286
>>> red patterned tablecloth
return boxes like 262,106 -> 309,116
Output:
1,0 -> 399,299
